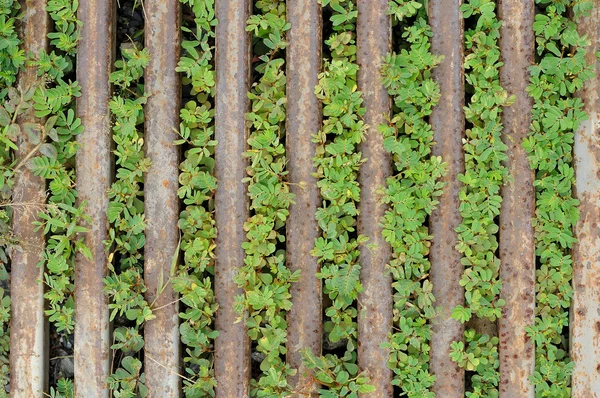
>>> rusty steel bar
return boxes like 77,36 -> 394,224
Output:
571,6 -> 600,396
9,0 -> 50,395
143,0 -> 181,395
428,1 -> 465,396
285,0 -> 322,395
73,1 -> 114,396
356,0 -> 393,396
213,0 -> 251,396
497,2 -> 535,396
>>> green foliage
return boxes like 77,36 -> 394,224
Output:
305,0 -> 371,394
234,1 -> 296,396
450,330 -> 499,395
49,378 -> 74,398
524,1 -> 594,395
28,0 -> 86,345
387,0 -> 423,22
174,0 -> 219,395
379,1 -> 444,396
0,1 -> 89,392
301,349 -> 375,397
449,1 -> 513,396
0,1 -> 24,98
107,356 -> 148,398
103,44 -> 152,396
46,0 -> 81,56
0,1 -> 23,388
0,84 -> 52,395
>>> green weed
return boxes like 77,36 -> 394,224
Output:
380,1 -> 445,396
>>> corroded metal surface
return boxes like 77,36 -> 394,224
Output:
498,2 -> 536,396
428,1 -> 465,396
285,0 -> 322,395
571,5 -> 600,396
9,0 -> 50,395
143,0 -> 181,396
213,0 -> 251,396
73,1 -> 114,396
356,0 -> 393,396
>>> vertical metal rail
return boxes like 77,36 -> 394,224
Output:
428,1 -> 465,396
497,2 -> 535,396
213,0 -> 251,396
143,0 -> 181,395
285,0 -> 322,395
356,0 -> 393,396
571,6 -> 600,396
73,0 -> 114,396
9,0 -> 50,395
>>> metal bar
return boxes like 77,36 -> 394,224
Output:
143,0 -> 181,395
9,0 -> 50,395
428,1 -> 465,396
497,2 -> 535,396
571,6 -> 600,396
213,0 -> 251,395
285,0 -> 322,395
73,1 -> 114,396
355,0 -> 393,396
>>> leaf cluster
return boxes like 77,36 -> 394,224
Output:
174,0 -> 219,395
47,0 -> 81,56
30,0 -> 86,349
0,2 -> 26,389
524,1 -> 594,395
450,330 -> 499,396
1,84 -> 85,339
0,1 -> 24,98
379,1 -> 445,396
306,0 -> 372,394
103,44 -> 153,396
301,349 -> 375,397
450,1 -> 512,395
0,1 -> 89,392
233,1 -> 299,396
49,378 -> 74,398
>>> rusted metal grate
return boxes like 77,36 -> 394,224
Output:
3,0 -> 600,396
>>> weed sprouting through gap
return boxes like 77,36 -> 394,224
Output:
173,0 -> 219,395
380,1 -> 445,396
301,0 -> 374,395
524,1 -> 594,395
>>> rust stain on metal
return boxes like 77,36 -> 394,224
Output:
9,0 -> 50,396
213,0 -> 252,396
571,5 -> 600,396
143,0 -> 181,396
428,1 -> 465,396
285,0 -> 322,395
497,2 -> 536,397
73,0 -> 114,396
356,0 -> 393,396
